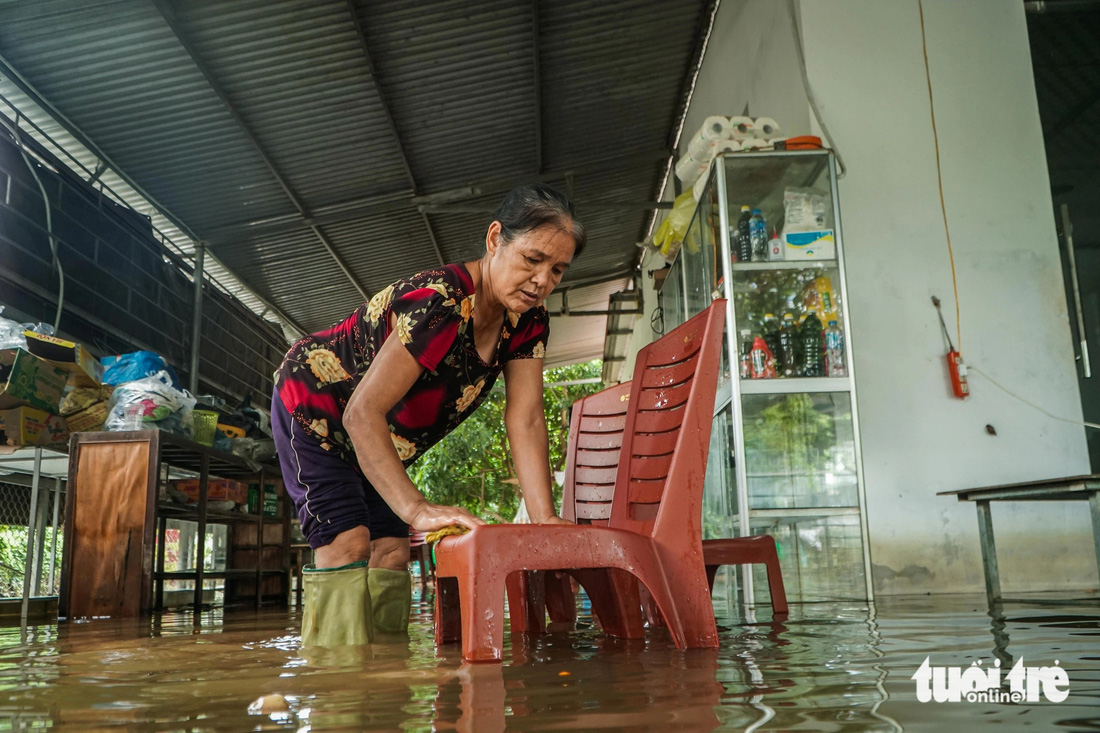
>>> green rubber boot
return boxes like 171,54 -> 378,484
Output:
368,568 -> 412,635
301,562 -> 374,647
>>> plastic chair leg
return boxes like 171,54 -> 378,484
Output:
505,570 -> 546,634
435,576 -> 462,644
458,568 -> 508,662
543,570 -> 576,624
571,568 -> 645,639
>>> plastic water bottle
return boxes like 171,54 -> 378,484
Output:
825,320 -> 846,377
778,313 -> 800,377
800,313 -> 825,377
749,209 -> 767,261
736,206 -> 753,263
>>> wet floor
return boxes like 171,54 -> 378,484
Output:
0,588 -> 1097,731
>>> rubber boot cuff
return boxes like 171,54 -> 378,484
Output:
301,561 -> 374,647
368,567 -> 412,635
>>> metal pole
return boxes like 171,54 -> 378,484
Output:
31,475 -> 49,597
189,242 -> 205,394
716,159 -> 754,608
47,476 -> 61,595
20,448 -> 42,622
1060,204 -> 1091,378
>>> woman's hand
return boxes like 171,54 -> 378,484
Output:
534,515 -> 574,526
406,500 -> 486,533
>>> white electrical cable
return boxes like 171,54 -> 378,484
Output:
968,366 -> 1100,431
0,115 -> 65,331
787,0 -> 847,179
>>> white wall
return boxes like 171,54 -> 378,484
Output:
641,0 -> 1095,595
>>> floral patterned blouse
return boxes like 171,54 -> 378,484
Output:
274,263 -> 549,469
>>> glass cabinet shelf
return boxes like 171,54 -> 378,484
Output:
738,376 -> 851,394
731,260 -> 838,272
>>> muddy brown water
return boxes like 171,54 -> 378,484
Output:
1,589 -> 1097,731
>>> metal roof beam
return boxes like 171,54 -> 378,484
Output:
345,0 -> 446,267
204,148 -> 673,243
152,0 -> 371,303
419,201 -> 673,215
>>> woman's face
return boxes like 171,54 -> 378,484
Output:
485,222 -> 575,313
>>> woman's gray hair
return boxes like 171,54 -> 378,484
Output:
490,183 -> 587,257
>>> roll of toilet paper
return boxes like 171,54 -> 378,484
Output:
754,117 -> 781,139
675,154 -> 710,185
729,116 -> 755,140
692,162 -> 713,200
698,115 -> 733,141
686,134 -> 720,163
741,138 -> 768,150
716,139 -> 742,155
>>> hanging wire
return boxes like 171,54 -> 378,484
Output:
0,113 -> 64,332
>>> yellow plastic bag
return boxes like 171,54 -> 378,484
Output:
653,189 -> 700,258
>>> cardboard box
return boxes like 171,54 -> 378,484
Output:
0,406 -> 69,447
65,401 -> 110,433
24,332 -> 104,386
0,349 -> 68,413
783,229 -> 836,260
174,478 -> 248,504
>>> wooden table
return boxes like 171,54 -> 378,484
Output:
938,475 -> 1100,603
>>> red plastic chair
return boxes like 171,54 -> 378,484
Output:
539,383 -> 789,624
434,302 -> 727,662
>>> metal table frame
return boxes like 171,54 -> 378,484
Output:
939,475 -> 1100,602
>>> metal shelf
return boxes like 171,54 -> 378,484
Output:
155,569 -> 286,580
738,376 -> 851,395
731,259 -> 838,272
157,502 -> 270,524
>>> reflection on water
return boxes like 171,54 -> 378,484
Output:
0,590 -> 1097,730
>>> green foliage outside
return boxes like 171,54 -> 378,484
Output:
0,525 -> 62,599
412,360 -> 603,522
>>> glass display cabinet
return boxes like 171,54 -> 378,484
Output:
658,149 -> 872,606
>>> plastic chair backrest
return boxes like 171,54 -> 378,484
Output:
563,382 -> 631,525
608,302 -> 725,538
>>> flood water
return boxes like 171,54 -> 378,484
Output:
1,588 -> 1098,731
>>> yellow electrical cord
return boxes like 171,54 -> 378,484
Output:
918,0 -> 962,351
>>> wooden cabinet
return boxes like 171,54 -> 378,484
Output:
59,430 -> 290,619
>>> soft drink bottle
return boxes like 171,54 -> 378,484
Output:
761,313 -> 782,372
750,336 -> 777,379
736,206 -> 753,263
778,313 -> 800,377
800,313 -> 825,377
739,329 -> 753,379
750,208 -> 767,261
825,320 -> 846,377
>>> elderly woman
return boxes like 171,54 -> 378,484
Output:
271,184 -> 584,645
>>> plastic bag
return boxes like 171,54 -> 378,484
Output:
783,188 -> 829,232
0,307 -> 56,350
104,370 -> 196,437
102,351 -> 183,389
652,189 -> 699,260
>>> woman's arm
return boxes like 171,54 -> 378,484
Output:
503,358 -> 571,525
344,329 -> 485,532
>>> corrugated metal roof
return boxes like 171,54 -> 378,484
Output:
0,0 -> 711,362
